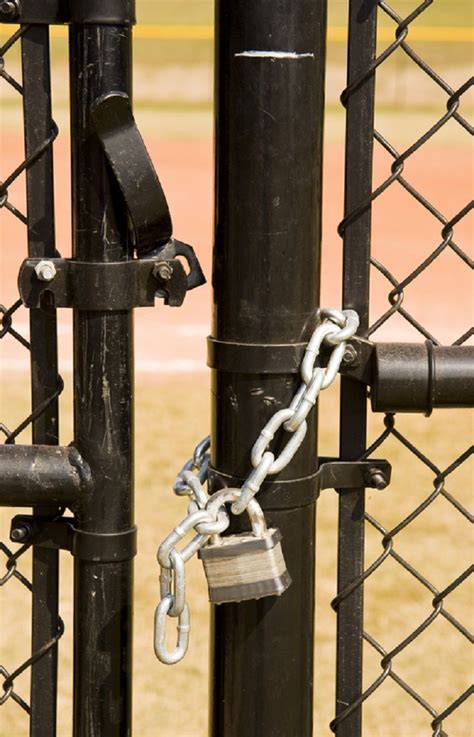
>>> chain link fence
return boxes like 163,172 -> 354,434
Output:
333,2 -> 472,735
0,25 -> 64,725
0,3 -> 472,736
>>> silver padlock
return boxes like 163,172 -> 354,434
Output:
198,488 -> 292,604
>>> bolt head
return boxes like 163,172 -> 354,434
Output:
366,468 -> 388,491
154,261 -> 173,281
11,525 -> 28,542
342,344 -> 357,365
34,260 -> 57,282
0,0 -> 20,19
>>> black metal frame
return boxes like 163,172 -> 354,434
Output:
0,3 -> 203,734
1,1 -> 472,735
209,2 -> 327,734
0,20 -> 63,734
331,3 -> 473,736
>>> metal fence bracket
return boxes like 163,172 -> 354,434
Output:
91,90 -> 206,292
9,516 -> 138,563
19,256 -> 190,309
208,457 -> 391,512
337,338 -> 474,413
317,457 -> 391,492
10,515 -> 75,551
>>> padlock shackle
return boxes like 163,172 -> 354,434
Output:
206,488 -> 267,538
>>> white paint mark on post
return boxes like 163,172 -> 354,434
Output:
235,50 -> 314,59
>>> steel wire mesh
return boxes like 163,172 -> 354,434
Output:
333,2 -> 473,735
0,25 -> 64,720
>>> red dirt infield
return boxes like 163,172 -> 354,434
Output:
1,134 -> 472,376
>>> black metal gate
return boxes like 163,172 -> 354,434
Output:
1,18 -> 64,735
1,1 -> 472,736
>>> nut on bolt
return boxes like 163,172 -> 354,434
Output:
0,0 -> 20,19
10,524 -> 31,542
153,261 -> 173,281
34,260 -> 57,282
342,344 -> 358,366
365,467 -> 388,491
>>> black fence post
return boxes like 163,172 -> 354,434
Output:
21,25 -> 61,737
210,2 -> 327,735
68,20 -> 135,737
333,3 -> 377,736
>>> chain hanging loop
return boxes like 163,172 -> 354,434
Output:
154,597 -> 190,665
153,307 -> 359,664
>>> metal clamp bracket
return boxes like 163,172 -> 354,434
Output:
207,338 -> 309,374
17,92 -> 205,307
10,515 -> 75,550
72,527 -> 137,563
209,336 -> 474,413
91,91 -> 205,291
209,457 -> 391,511
10,515 -> 138,563
317,457 -> 391,493
18,255 -> 190,309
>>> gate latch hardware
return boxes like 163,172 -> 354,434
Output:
337,339 -> 474,414
10,515 -> 138,563
19,254 -> 190,309
19,90 -> 207,311
10,515 -> 75,551
316,457 -> 391,492
209,457 -> 392,511
91,92 -> 206,285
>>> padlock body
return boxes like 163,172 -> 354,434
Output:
199,528 -> 291,604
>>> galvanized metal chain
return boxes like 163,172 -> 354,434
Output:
154,307 -> 359,664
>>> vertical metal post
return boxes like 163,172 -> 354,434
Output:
211,2 -> 327,735
69,22 -> 134,737
21,26 -> 60,737
335,2 -> 377,736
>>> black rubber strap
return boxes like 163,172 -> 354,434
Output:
92,92 -> 172,256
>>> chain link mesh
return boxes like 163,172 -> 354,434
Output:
0,25 -> 64,719
1,4 -> 472,733
333,2 -> 472,735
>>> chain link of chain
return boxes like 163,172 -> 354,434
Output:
233,308 -> 358,512
154,307 -> 359,664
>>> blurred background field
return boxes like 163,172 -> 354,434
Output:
0,0 -> 473,140
1,1 -> 473,735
